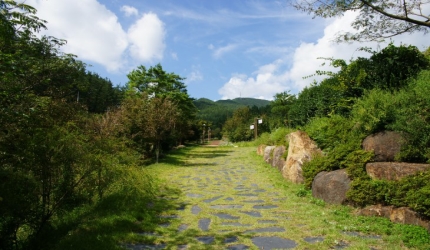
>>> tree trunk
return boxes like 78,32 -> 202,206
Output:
155,140 -> 160,163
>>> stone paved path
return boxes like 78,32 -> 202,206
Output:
124,146 -> 387,250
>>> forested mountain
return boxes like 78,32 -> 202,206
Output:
193,97 -> 270,139
194,97 -> 270,110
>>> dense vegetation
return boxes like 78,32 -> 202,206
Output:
232,44 -> 430,222
1,1 -> 429,248
0,2 -> 198,249
194,97 -> 270,140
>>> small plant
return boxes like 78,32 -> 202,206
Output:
396,224 -> 430,248
295,187 -> 310,197
309,197 -> 326,207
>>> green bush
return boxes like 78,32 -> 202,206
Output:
351,89 -> 397,134
388,70 -> 430,162
250,127 -> 294,147
302,115 -> 372,188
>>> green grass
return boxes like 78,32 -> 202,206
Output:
49,145 -> 429,249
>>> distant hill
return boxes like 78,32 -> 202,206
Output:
194,97 -> 270,111
193,98 -> 271,132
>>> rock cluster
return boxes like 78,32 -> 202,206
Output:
257,130 -> 430,232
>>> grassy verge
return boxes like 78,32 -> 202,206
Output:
42,164 -> 183,250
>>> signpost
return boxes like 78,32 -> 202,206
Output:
250,118 -> 262,140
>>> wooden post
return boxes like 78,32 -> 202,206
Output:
254,118 -> 258,140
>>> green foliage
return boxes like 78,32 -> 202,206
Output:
391,170 -> 430,217
221,105 -> 271,143
368,44 -> 429,90
302,115 -> 372,188
301,68 -> 430,216
121,94 -> 179,163
289,44 -> 429,128
388,70 -> 430,162
78,72 -> 124,113
350,89 -> 397,134
194,97 -> 270,139
223,107 -> 254,142
395,223 -> 430,248
269,91 -> 295,129
295,187 -> 311,197
0,2 -> 188,248
126,64 -> 197,145
347,170 -> 430,218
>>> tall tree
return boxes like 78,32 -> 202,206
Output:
122,94 -> 178,163
292,0 -> 430,41
270,91 -> 295,128
126,64 -> 197,145
223,107 -> 254,142
0,2 -> 122,248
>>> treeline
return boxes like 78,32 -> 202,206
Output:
194,98 -> 270,140
224,43 -> 430,220
222,44 -> 430,143
0,2 -> 198,249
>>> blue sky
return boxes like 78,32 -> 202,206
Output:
27,0 -> 430,100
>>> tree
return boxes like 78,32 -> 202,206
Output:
122,94 -> 178,163
292,0 -> 430,42
223,107 -> 254,142
0,2 -> 126,248
270,91 -> 295,128
126,64 -> 197,145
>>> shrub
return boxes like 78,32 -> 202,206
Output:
302,115 -> 371,188
351,89 -> 397,134
388,70 -> 430,162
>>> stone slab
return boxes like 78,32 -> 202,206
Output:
252,236 -> 297,249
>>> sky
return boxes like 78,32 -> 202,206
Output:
26,0 -> 430,101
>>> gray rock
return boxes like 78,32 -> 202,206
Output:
362,131 -> 404,162
357,204 -> 430,232
252,236 -> 297,249
263,146 -> 276,165
366,162 -> 430,181
198,218 -> 211,231
312,169 -> 350,205
271,146 -> 286,171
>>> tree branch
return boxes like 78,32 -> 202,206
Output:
360,0 -> 430,28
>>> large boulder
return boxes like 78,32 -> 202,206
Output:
362,131 -> 404,162
357,205 -> 430,233
312,169 -> 351,205
366,162 -> 430,181
282,131 -> 322,184
263,146 -> 276,165
271,146 -> 286,172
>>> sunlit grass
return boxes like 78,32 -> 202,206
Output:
51,145 -> 429,249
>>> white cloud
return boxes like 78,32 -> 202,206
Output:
128,12 -> 166,62
212,44 -> 237,59
287,11 -> 430,91
187,70 -> 203,82
218,60 -> 290,100
27,0 -> 128,72
26,0 -> 168,71
218,10 -> 430,100
121,5 -> 138,17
